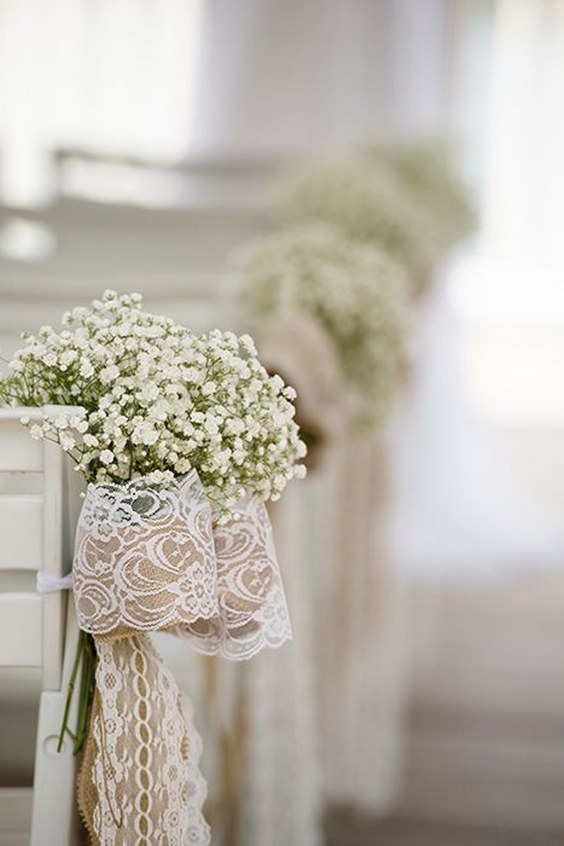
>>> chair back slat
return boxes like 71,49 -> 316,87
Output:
0,407 -> 83,843
41,440 -> 66,689
0,495 -> 43,570
0,408 -> 80,690
0,416 -> 43,472
0,594 -> 42,666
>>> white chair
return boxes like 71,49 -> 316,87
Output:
0,408 -> 82,846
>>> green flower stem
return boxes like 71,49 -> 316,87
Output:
74,633 -> 96,755
57,629 -> 97,756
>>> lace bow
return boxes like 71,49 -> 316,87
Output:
73,471 -> 291,846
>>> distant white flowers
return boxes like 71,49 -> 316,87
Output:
279,158 -> 434,296
1,290 -> 306,516
361,139 -> 474,262
240,225 -> 408,427
238,139 -> 473,429
276,140 -> 474,299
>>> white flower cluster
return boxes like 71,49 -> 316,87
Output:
0,290 -> 306,515
278,157 -> 436,296
239,225 -> 409,427
360,138 -> 474,259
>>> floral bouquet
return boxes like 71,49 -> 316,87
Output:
0,290 -> 306,844
276,156 -> 436,295
238,225 -> 409,428
360,137 -> 475,258
1,290 -> 305,514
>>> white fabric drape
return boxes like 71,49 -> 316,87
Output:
190,0 -> 456,158
243,487 -> 322,846
312,430 -> 408,815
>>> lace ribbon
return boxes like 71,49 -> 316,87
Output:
37,572 -> 73,592
72,470 -> 291,846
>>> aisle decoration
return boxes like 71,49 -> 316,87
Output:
254,310 -> 354,466
360,138 -> 475,258
229,139 -> 473,837
238,225 -> 409,427
276,142 -> 474,298
0,290 -> 306,845
239,312 -> 352,846
277,157 -> 434,296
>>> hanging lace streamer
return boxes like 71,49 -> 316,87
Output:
72,470 -> 291,846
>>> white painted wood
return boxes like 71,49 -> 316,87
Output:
0,408 -> 79,844
0,594 -> 42,666
0,200 -> 270,290
0,496 -> 43,571
30,603 -> 80,846
41,439 -> 65,691
0,421 -> 42,472
0,410 -> 42,421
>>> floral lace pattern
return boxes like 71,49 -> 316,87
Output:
79,635 -> 210,846
73,471 -> 218,635
179,497 -> 292,660
72,472 -> 292,845
73,474 -> 292,657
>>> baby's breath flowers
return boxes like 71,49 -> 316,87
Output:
360,138 -> 475,257
0,290 -> 306,516
239,225 -> 409,427
277,156 -> 435,296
